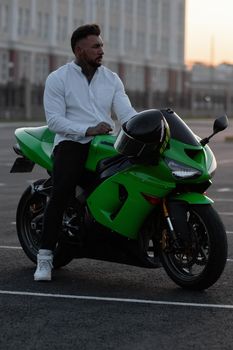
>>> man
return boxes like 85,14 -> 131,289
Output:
34,24 -> 137,281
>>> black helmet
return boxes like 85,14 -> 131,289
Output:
114,109 -> 170,162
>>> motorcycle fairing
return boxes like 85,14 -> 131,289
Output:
87,165 -> 175,239
169,192 -> 213,204
14,126 -> 54,171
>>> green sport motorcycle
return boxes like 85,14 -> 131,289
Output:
11,108 -> 228,290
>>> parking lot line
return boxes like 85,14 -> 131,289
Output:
219,212 -> 233,216
213,198 -> 233,202
0,289 -> 233,310
218,159 -> 233,164
0,245 -> 22,249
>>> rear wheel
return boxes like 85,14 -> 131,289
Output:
16,179 -> 74,268
160,204 -> 228,290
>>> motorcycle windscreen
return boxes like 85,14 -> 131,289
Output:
161,109 -> 200,146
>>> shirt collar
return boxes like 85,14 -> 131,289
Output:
70,61 -> 82,72
70,61 -> 102,75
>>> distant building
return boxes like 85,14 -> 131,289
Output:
0,0 -> 186,92
2,0 -> 232,120
190,62 -> 233,115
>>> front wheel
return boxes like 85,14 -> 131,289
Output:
160,204 -> 228,290
16,179 -> 74,268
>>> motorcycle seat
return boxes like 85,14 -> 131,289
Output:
24,126 -> 55,143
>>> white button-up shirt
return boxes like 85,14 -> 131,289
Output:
43,61 -> 137,147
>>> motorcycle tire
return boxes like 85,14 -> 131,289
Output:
160,204 -> 228,291
16,179 -> 73,268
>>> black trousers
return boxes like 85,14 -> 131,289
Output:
40,140 -> 91,251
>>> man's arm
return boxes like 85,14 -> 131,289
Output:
86,122 -> 112,136
112,75 -> 137,125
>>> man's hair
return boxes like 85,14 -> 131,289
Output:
71,24 -> 101,53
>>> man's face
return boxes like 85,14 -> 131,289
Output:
75,35 -> 104,68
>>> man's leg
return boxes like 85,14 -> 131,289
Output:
34,141 -> 90,281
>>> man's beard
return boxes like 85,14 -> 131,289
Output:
87,55 -> 103,68
89,59 -> 102,68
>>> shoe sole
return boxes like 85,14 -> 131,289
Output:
34,276 -> 52,281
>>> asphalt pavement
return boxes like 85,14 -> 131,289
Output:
0,120 -> 233,350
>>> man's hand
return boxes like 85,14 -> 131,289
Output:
86,122 -> 112,136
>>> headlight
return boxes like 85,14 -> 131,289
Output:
165,158 -> 202,179
208,155 -> 217,176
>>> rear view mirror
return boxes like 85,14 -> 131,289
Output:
213,115 -> 228,134
200,114 -> 229,146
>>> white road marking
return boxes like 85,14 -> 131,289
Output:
0,289 -> 233,310
0,183 -> 6,186
217,188 -> 232,192
0,245 -> 22,250
218,159 -> 233,165
213,198 -> 233,202
0,163 -> 12,167
219,212 -> 233,216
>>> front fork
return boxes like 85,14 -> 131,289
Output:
161,198 -> 195,251
162,199 -> 177,239
161,191 -> 214,252
161,199 -> 180,250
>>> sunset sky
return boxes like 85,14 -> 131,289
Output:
185,0 -> 233,66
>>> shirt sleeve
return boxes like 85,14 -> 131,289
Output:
112,74 -> 137,125
43,73 -> 87,137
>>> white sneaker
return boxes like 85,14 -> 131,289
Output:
34,249 -> 53,281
